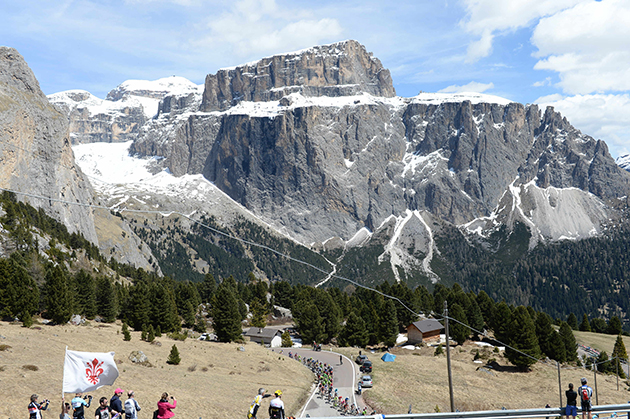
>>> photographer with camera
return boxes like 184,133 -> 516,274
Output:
71,392 -> 92,419
29,394 -> 50,419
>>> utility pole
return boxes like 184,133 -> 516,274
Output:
557,362 -> 563,408
594,362 -> 599,405
444,301 -> 455,412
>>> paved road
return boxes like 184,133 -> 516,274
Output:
272,347 -> 365,417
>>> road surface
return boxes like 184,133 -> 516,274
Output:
271,347 -> 369,417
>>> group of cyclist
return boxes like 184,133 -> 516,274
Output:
286,352 -> 369,416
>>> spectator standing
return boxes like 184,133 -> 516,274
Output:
95,397 -> 118,419
61,398 -> 72,419
269,390 -> 285,419
110,389 -> 124,417
29,394 -> 50,419
157,393 -> 176,419
71,392 -> 92,419
124,391 -> 141,419
565,383 -> 578,419
578,378 -> 594,419
248,388 -> 271,419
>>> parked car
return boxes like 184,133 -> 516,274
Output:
355,354 -> 368,365
361,375 -> 373,388
360,360 -> 372,373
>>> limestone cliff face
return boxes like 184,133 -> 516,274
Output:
0,47 -> 98,243
198,96 -> 630,244
49,90 -> 146,144
200,40 -> 395,112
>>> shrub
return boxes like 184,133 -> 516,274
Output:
22,365 -> 39,371
167,344 -> 180,365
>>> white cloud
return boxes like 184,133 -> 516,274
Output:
460,0 -> 588,62
193,0 -> 343,59
532,77 -> 551,87
535,93 -> 630,157
438,81 -> 494,93
531,0 -> 630,94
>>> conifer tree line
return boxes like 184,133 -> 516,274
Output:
0,190 -> 629,374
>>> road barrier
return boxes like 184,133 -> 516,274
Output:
302,403 -> 630,419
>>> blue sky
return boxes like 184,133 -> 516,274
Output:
2,0 -> 629,157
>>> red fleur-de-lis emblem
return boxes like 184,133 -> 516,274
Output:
85,358 -> 104,385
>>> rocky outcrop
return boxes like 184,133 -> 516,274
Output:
200,40 -> 395,111
49,90 -> 146,144
0,47 -> 98,243
197,93 -> 630,245
49,76 -> 201,145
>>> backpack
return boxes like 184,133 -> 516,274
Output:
581,387 -> 590,402
124,400 -> 136,417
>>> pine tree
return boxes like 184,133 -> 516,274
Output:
128,283 -> 150,331
491,301 -> 512,345
535,312 -> 555,358
167,344 -> 181,365
315,290 -> 341,343
96,277 -> 118,323
339,311 -> 368,347
211,282 -> 243,342
449,303 -> 470,345
147,324 -> 155,342
567,313 -> 578,330
505,306 -> 540,370
141,324 -> 148,341
476,290 -> 495,327
559,321 -> 578,362
612,335 -> 628,378
73,270 -> 97,319
181,301 -> 196,329
548,330 -> 567,363
293,300 -> 325,344
122,323 -> 131,341
613,335 -> 628,360
0,257 -> 39,326
45,265 -> 72,325
281,330 -> 292,347
607,316 -> 622,335
379,300 -> 399,347
465,297 -> 485,337
250,299 -> 267,328
579,314 -> 591,332
198,273 -> 217,304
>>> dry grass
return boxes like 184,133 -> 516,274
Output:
573,331 -> 630,355
335,343 -> 630,414
0,320 -> 313,419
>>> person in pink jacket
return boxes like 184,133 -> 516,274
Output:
157,393 -> 176,419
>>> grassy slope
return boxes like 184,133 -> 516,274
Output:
335,342 -> 630,414
0,320 -> 313,419
573,331 -> 630,356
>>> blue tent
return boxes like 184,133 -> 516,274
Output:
381,353 -> 396,362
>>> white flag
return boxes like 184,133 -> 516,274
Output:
63,348 -> 119,393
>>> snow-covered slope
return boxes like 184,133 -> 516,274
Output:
49,76 -> 203,144
72,141 -> 282,230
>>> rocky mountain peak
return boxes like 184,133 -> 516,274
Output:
200,39 -> 395,111
0,47 -> 98,243
0,47 -> 46,98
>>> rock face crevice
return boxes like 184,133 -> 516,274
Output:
200,40 -> 395,112
0,47 -> 98,243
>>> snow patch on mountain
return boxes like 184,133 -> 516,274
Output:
464,177 -> 607,244
72,141 -> 274,231
378,210 -> 437,283
616,154 -> 630,172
